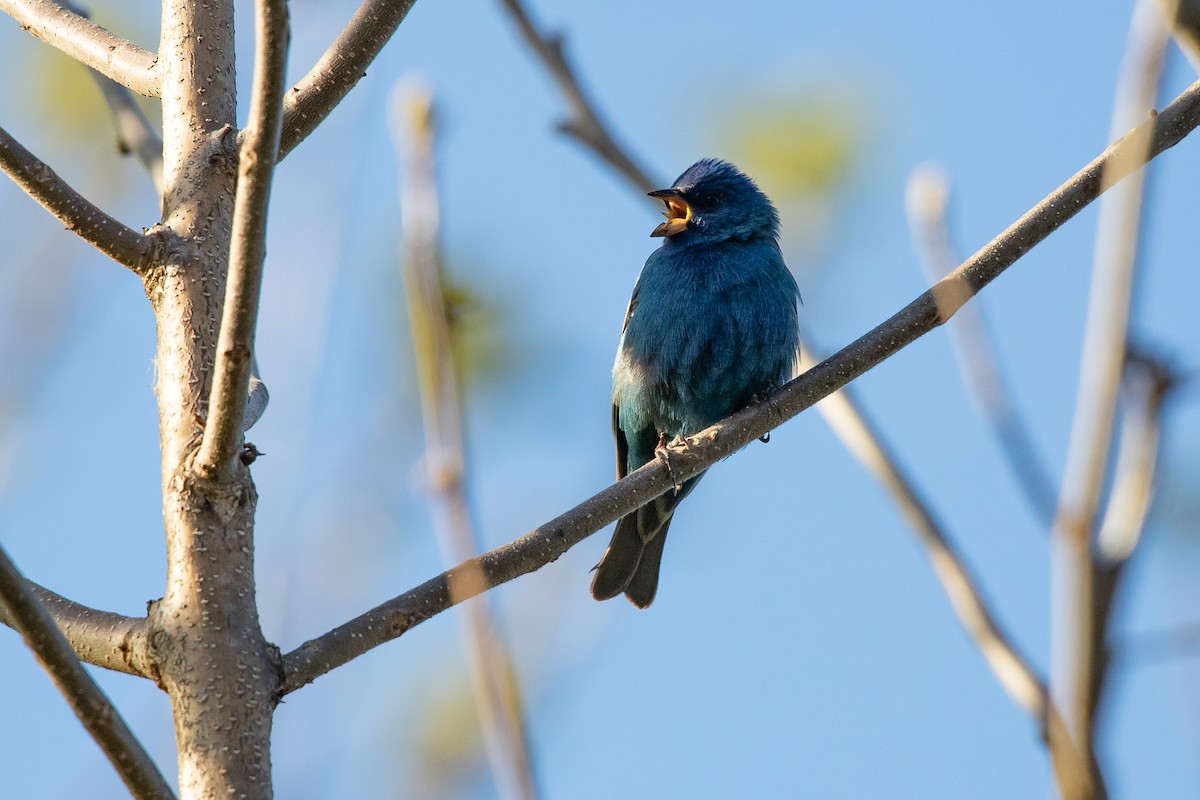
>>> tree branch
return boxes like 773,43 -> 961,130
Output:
194,0 -> 289,482
808,350 -> 1043,711
1157,0 -> 1200,67
56,0 -> 165,195
905,164 -> 1057,524
277,0 -> 418,159
1051,4 -> 1169,794
0,125 -> 155,271
0,0 -> 159,96
0,543 -> 175,800
280,78 -> 1200,694
1097,350 -> 1172,563
88,68 -> 165,196
808,362 -> 1098,798
0,580 -> 155,678
396,81 -> 539,800
497,0 -> 656,193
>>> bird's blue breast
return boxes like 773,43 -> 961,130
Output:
612,237 -> 799,463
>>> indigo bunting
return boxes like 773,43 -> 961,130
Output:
591,159 -> 800,608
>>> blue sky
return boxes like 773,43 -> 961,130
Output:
3,0 -> 1200,797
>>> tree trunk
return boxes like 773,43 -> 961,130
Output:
144,0 -> 281,796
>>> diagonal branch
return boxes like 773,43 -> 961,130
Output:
88,68 -> 165,195
0,0 -> 160,96
58,0 -> 164,194
280,78 -> 1200,694
277,0 -> 418,159
810,351 -> 1043,711
0,543 -> 175,800
497,0 -> 655,193
905,165 -> 1057,523
0,580 -> 155,678
0,125 -> 156,271
809,359 -> 1096,798
194,0 -> 289,481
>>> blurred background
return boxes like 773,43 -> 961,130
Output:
3,0 -> 1200,797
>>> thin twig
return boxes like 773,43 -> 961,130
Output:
0,581 -> 154,678
0,125 -> 155,271
58,0 -> 164,195
905,164 -> 1057,523
1051,3 -> 1170,793
496,0 -> 656,193
194,0 -> 289,481
1097,350 -> 1172,563
88,70 -> 165,195
0,0 -> 159,96
47,0 -> 166,196
0,544 -> 175,800
1116,619 -> 1200,665
395,81 -> 539,800
279,78 -> 1200,694
277,0 -> 418,159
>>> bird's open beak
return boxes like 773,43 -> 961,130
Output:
648,189 -> 692,237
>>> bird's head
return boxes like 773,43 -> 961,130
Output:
649,159 -> 779,244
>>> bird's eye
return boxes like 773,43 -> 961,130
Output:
696,193 -> 722,211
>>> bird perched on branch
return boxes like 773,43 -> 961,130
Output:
591,158 -> 800,608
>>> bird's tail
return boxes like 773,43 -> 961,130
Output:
590,472 -> 702,608
590,499 -> 674,608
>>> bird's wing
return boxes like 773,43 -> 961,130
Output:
621,283 -> 639,333
612,403 -> 629,481
612,283 -> 640,481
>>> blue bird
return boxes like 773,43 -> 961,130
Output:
591,159 -> 801,608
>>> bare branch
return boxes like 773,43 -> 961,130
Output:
497,0 -> 656,194
56,0 -> 165,194
905,164 -> 1057,523
280,79 -> 1200,693
194,0 -> 289,482
1116,619 -> 1200,665
0,581 -> 155,679
0,125 -> 155,271
1097,350 -> 1172,562
395,81 -> 539,800
0,544 -> 175,800
809,349 -> 1043,710
808,353 -> 1101,797
1156,0 -> 1200,68
278,0 -> 418,159
0,0 -> 159,96
88,68 -> 165,195
1051,4 -> 1170,793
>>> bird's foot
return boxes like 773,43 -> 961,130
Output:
751,384 -> 783,443
655,433 -> 685,495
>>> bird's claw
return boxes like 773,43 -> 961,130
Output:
655,434 -> 684,495
751,383 -> 783,442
